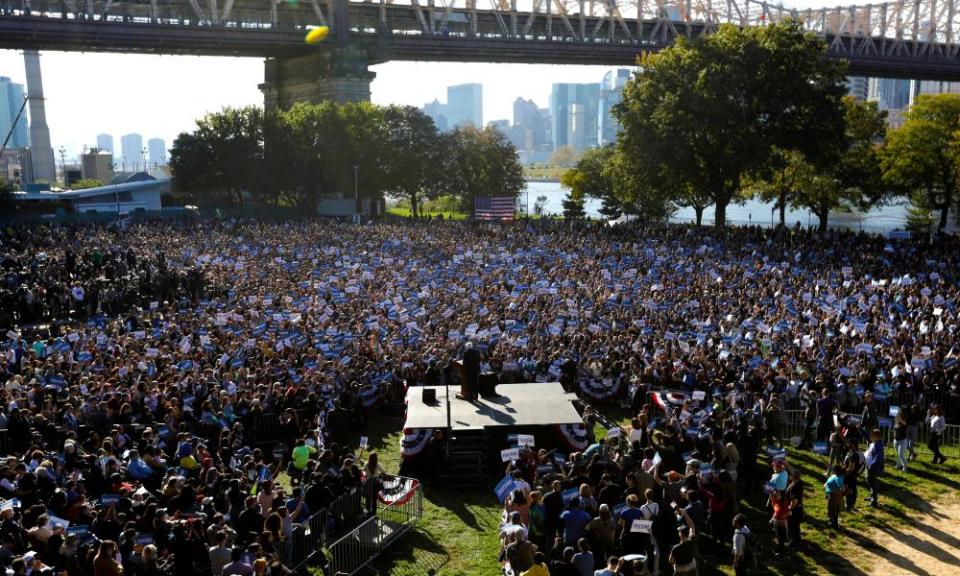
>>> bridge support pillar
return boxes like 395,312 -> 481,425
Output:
259,47 -> 374,111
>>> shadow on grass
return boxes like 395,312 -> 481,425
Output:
843,526 -> 933,576
876,525 -> 960,567
371,526 -> 451,576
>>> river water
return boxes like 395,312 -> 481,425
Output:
522,180 -> 915,233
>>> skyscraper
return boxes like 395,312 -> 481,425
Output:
121,133 -> 143,171
422,99 -> 449,133
598,69 -> 632,146
0,77 -> 29,149
550,83 -> 601,151
23,50 -> 56,183
147,138 -> 166,167
867,78 -> 911,111
846,76 -> 869,101
96,133 -> 114,154
909,79 -> 960,106
446,83 -> 482,129
511,97 -> 548,151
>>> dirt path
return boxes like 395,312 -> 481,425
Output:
865,498 -> 960,576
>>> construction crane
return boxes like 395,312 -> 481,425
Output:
0,94 -> 29,158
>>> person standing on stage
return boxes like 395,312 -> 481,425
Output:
462,341 -> 481,401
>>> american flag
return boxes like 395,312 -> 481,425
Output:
474,196 -> 516,221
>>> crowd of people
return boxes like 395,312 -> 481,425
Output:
0,217 -> 957,576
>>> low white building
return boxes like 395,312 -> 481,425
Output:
12,178 -> 167,215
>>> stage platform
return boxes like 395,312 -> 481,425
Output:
404,382 -> 583,431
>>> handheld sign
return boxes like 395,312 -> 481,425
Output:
517,434 -> 535,447
359,436 -> 369,450
606,427 -> 621,439
494,474 -> 515,502
561,487 -> 579,503
692,390 -> 706,401
631,519 -> 653,533
813,442 -> 829,455
500,448 -> 520,462
889,406 -> 899,417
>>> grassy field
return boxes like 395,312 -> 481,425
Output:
312,406 -> 960,576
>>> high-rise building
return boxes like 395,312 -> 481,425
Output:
96,133 -> 114,154
846,76 -> 869,101
0,77 -> 29,149
867,78 -> 911,111
511,97 -> 548,151
121,133 -> 144,171
147,138 -> 166,167
550,83 -> 601,151
598,69 -> 632,146
422,99 -> 449,133
23,50 -> 56,183
909,79 -> 960,107
446,83 -> 482,129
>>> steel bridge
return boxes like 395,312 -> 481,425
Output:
2,0 -> 960,77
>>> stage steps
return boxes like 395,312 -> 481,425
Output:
445,428 -> 489,488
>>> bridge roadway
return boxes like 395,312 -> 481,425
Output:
2,0 -> 960,80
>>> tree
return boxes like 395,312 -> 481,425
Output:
882,94 -> 960,230
534,195 -> 548,216
615,21 -> 847,227
445,125 -> 525,215
548,145 -> 579,168
381,106 -> 440,217
561,190 -> 586,220
743,148 -> 809,226
604,149 -> 676,222
169,106 -> 264,207
69,179 -> 102,190
747,98 -> 885,233
264,101 -> 345,209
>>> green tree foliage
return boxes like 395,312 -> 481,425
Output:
169,106 -> 264,207
615,21 -> 847,227
381,105 -> 441,217
171,103 -> 523,217
445,125 -> 525,215
265,101 -> 346,209
882,94 -> 960,230
548,145 -> 579,168
747,98 -> 885,233
561,191 -> 586,220
69,179 -> 103,190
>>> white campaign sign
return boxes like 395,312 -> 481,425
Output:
631,519 -> 653,533
501,448 -> 520,462
517,434 -> 535,447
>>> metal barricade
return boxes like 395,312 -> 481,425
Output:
277,482 -> 371,572
326,476 -> 423,576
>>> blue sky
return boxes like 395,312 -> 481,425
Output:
0,1 -> 846,162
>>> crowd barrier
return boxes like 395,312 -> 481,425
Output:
326,477 -> 423,576
780,409 -> 960,460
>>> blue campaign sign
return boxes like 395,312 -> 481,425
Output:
561,488 -> 579,503
813,442 -> 829,455
494,475 -> 515,503
765,446 -> 787,459
878,417 -> 892,428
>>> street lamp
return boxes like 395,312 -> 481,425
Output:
353,163 -> 360,224
57,146 -> 66,185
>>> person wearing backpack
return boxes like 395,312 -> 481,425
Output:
841,440 -> 863,512
864,428 -> 885,508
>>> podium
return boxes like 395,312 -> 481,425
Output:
479,373 -> 499,398
452,360 -> 470,398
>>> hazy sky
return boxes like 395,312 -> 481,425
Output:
0,0 -> 845,161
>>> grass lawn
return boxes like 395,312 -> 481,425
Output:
385,206 -> 469,220
310,406 -> 960,576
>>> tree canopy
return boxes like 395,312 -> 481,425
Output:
615,20 -> 848,227
169,102 -> 524,215
881,93 -> 960,230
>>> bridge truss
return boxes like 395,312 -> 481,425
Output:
1,0 -> 960,76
